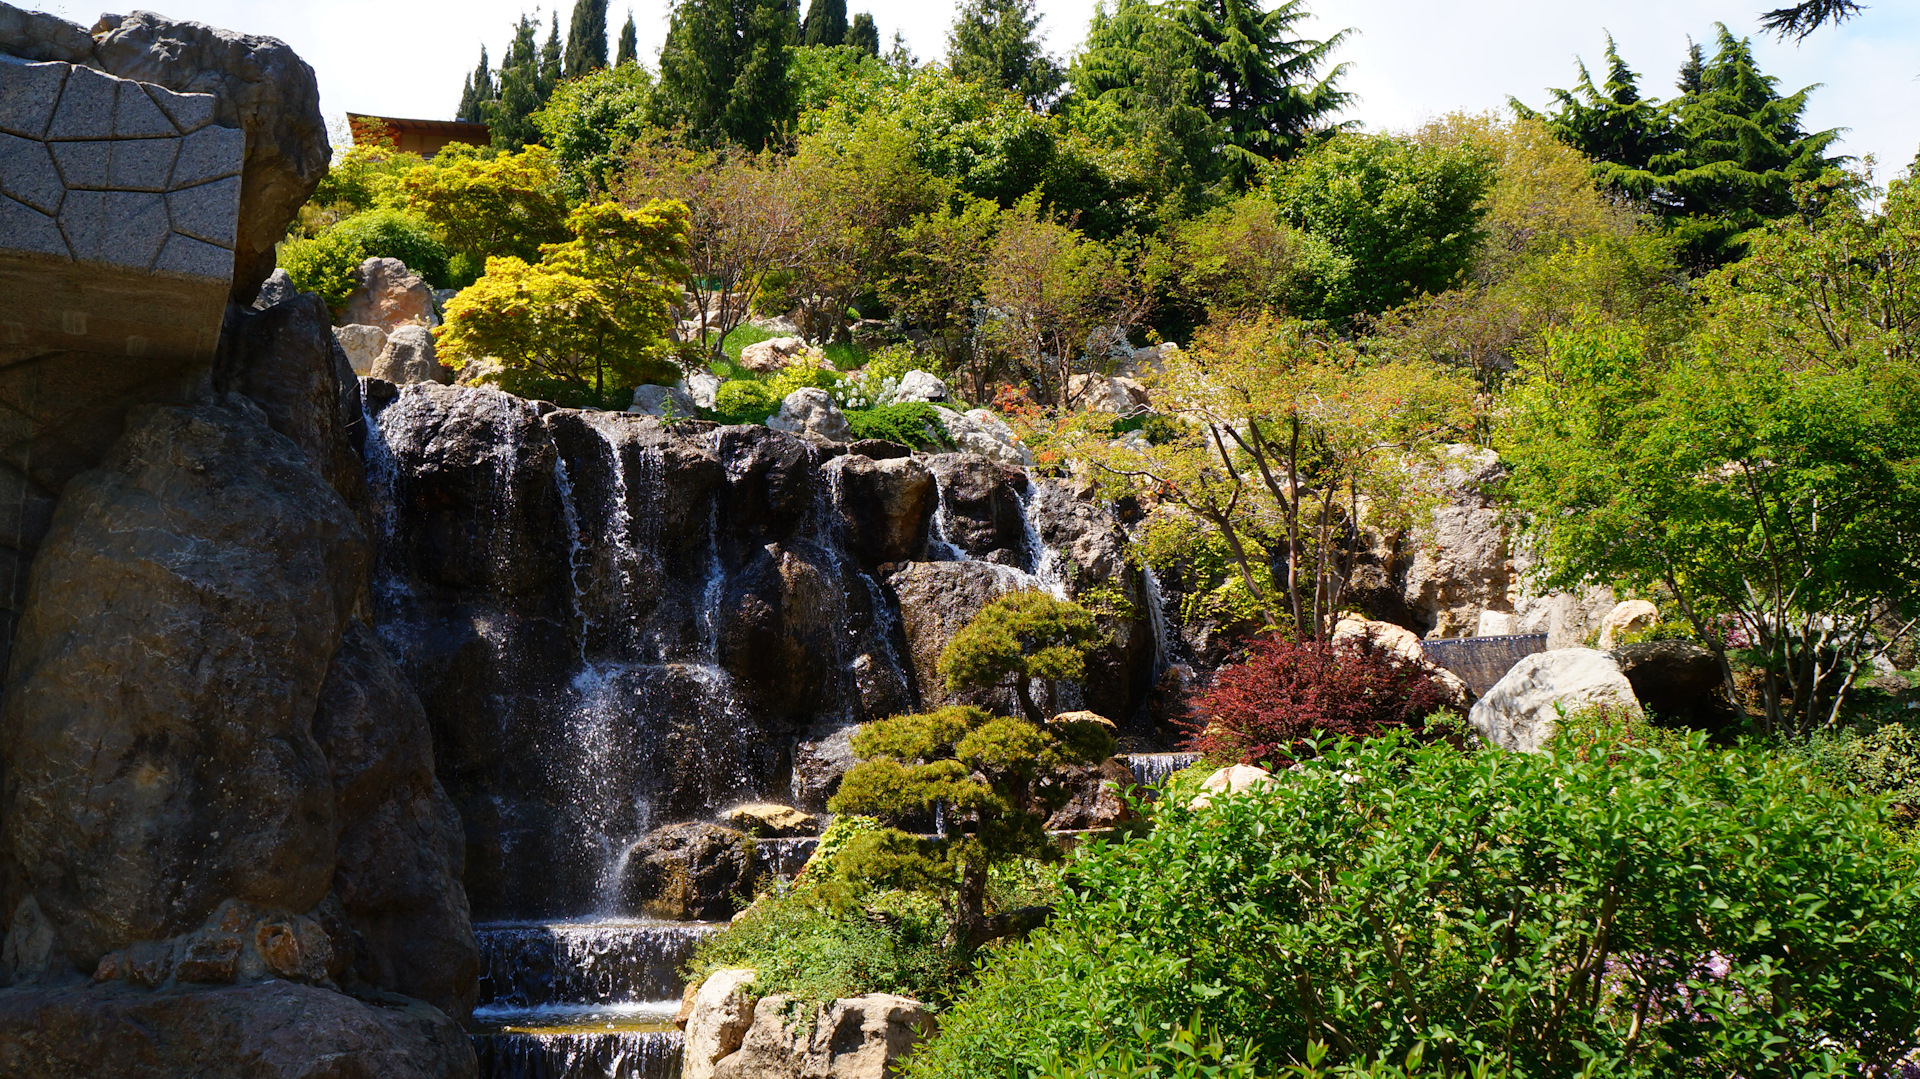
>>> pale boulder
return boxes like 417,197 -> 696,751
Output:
340,257 -> 437,334
332,324 -> 387,376
630,384 -> 699,419
684,968 -> 759,1079
1331,617 -> 1470,705
686,370 -> 726,410
740,336 -> 806,375
1188,764 -> 1276,810
767,389 -> 852,443
1597,599 -> 1659,650
724,803 -> 819,838
713,992 -> 936,1079
1067,373 -> 1151,415
1468,648 -> 1642,753
932,407 -> 1033,468
893,370 -> 949,404
368,324 -> 447,385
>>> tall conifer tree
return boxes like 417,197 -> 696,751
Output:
802,0 -> 848,47
457,46 -> 495,122
565,0 -> 610,79
845,12 -> 880,56
489,15 -> 545,149
540,14 -> 564,96
655,0 -> 799,148
616,10 -> 638,66
946,0 -> 1063,107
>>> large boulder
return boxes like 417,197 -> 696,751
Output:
1469,648 -> 1642,753
1188,765 -> 1276,810
334,324 -> 389,376
684,968 -> 759,1079
1045,757 -> 1136,831
0,400 -> 366,975
739,336 -> 805,374
1332,617 -> 1471,706
889,561 -> 1026,710
87,10 -> 330,305
0,979 -> 476,1078
1398,446 -> 1512,638
369,324 -> 448,386
892,370 -> 948,404
630,383 -> 699,418
1613,639 -> 1734,732
767,388 -> 851,443
931,407 -> 1033,468
923,454 -> 1028,561
828,454 -> 934,566
1066,373 -> 1151,414
712,992 -> 936,1079
618,823 -> 762,921
342,257 -> 438,334
1597,599 -> 1659,650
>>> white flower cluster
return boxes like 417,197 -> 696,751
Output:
833,373 -> 899,412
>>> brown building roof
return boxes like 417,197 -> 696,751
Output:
347,113 -> 491,158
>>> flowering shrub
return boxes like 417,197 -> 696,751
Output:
1185,634 -> 1456,764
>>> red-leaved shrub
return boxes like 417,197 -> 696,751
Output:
1185,633 -> 1456,764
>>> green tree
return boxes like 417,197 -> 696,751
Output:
539,14 -> 564,97
802,0 -> 848,47
565,0 -> 609,78
1169,192 -> 1348,322
456,45 -> 495,123
437,199 -> 691,404
488,16 -> 546,150
280,208 -> 451,306
1520,27 -> 1842,268
1266,132 -> 1495,322
615,10 -> 638,65
533,63 -> 655,197
938,591 -> 1105,723
399,143 -> 572,280
946,0 -> 1065,109
885,192 -> 1001,376
1760,0 -> 1864,39
654,0 -> 799,149
1069,0 -> 1352,189
846,12 -> 880,56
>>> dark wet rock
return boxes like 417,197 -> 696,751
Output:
0,979 -> 476,1078
619,823 -> 761,922
924,454 -> 1027,560
848,439 -> 912,461
0,400 -> 364,975
1613,639 -> 1738,733
791,725 -> 858,813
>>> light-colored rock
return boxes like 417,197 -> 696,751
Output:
893,370 -> 948,403
931,406 -> 1034,468
630,383 -> 699,418
1052,710 -> 1116,729
342,257 -> 438,333
1332,617 -> 1471,705
334,324 -> 388,376
685,968 -> 760,1079
740,335 -> 805,374
724,803 -> 819,838
767,388 -> 851,442
713,992 -> 936,1079
1188,764 -> 1276,810
1597,599 -> 1659,650
686,370 -> 725,409
369,324 -> 447,385
1468,648 -> 1643,753
1067,373 -> 1151,415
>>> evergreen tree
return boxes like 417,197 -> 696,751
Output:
540,14 -> 564,97
1070,0 -> 1352,188
1523,26 -> 1842,267
802,0 -> 848,47
489,16 -> 546,150
616,10 -> 638,66
1760,0 -> 1863,40
456,46 -> 495,123
946,0 -> 1064,108
654,0 -> 799,148
565,0 -> 610,79
846,12 -> 880,56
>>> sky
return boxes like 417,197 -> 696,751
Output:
30,0 -> 1920,179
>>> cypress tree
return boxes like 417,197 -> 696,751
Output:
540,14 -> 564,97
489,15 -> 545,149
565,0 -> 610,79
802,0 -> 848,47
616,10 -> 638,66
946,0 -> 1064,107
655,0 -> 799,148
845,12 -> 880,56
457,46 -> 494,123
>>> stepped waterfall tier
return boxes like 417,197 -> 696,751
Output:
359,380 -> 1179,1076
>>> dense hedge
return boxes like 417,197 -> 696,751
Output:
907,733 -> 1920,1079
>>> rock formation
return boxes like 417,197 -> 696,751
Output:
682,970 -> 937,1079
1469,648 -> 1643,752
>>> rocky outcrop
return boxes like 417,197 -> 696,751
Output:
828,454 -> 933,566
1066,373 -> 1150,414
932,406 -> 1032,467
0,979 -> 475,1078
893,371 -> 948,404
342,257 -> 438,334
1045,756 -> 1136,831
0,400 -> 364,975
725,805 -> 820,838
631,383 -> 700,418
1332,617 -> 1471,706
86,10 -> 329,305
618,823 -> 762,921
684,968 -> 759,1079
740,336 -> 805,374
1469,648 -> 1642,753
923,454 -> 1028,561
710,992 -> 936,1079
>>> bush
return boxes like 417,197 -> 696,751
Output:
1185,635 -> 1458,765
1789,720 -> 1920,816
684,882 -> 963,1007
844,403 -> 948,448
711,380 -> 778,424
279,208 -> 450,305
908,733 -> 1920,1079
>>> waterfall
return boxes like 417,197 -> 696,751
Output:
473,1031 -> 682,1079
1140,562 -> 1173,684
1125,752 -> 1200,788
1015,479 -> 1070,600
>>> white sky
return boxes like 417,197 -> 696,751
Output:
29,0 -> 1920,179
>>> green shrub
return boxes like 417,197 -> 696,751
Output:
684,882 -> 964,1007
1788,720 -> 1920,814
907,733 -> 1920,1079
280,208 -> 451,305
844,403 -> 948,448
711,380 -> 778,424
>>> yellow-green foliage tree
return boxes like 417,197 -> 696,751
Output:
436,199 -> 691,406
399,143 -> 572,281
829,592 -> 1113,955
